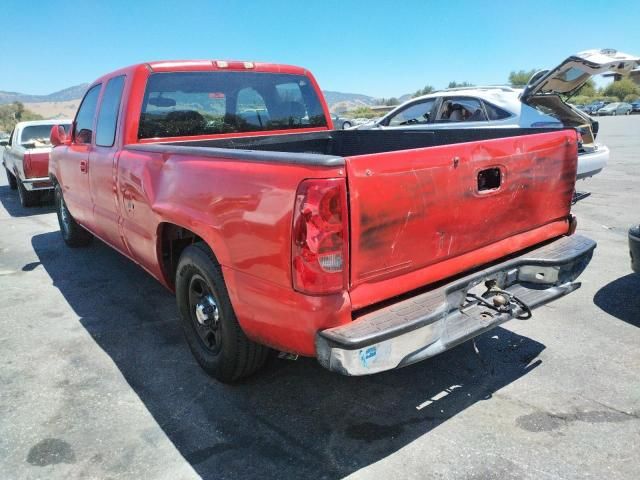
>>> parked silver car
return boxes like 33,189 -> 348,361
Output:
357,49 -> 640,180
596,102 -> 632,116
329,113 -> 353,129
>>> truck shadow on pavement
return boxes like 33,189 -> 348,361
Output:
594,273 -> 640,327
32,232 -> 546,480
0,185 -> 54,217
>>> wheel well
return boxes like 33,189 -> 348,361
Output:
158,223 -> 204,287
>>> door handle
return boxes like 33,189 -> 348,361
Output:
80,160 -> 88,173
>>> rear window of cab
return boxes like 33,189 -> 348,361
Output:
138,71 -> 327,139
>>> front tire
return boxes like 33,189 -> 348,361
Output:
176,242 -> 269,382
17,178 -> 40,207
342,121 -> 352,129
5,168 -> 17,190
55,184 -> 92,247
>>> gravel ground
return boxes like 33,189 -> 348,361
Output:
0,116 -> 639,480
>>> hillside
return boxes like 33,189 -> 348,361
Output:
0,84 -> 89,105
0,84 -> 410,118
26,100 -> 81,120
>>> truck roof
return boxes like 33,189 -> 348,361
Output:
143,60 -> 309,75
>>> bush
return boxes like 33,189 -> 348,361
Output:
509,69 -> 538,87
623,94 -> 640,103
0,102 -> 43,132
603,78 -> 640,101
569,95 -> 592,106
343,107 -> 380,119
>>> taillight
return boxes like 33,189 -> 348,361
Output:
24,152 -> 32,174
292,178 -> 348,295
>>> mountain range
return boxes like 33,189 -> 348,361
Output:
0,84 -> 411,115
0,84 -> 90,105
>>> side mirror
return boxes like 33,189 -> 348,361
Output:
50,125 -> 70,147
0,140 -> 8,147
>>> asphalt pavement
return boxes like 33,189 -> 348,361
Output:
0,116 -> 639,480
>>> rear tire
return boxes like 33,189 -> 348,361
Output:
5,168 -> 17,190
17,178 -> 40,207
176,242 -> 269,382
55,184 -> 92,247
342,121 -> 352,129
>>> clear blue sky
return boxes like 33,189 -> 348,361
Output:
1,0 -> 638,97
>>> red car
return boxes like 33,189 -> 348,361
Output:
48,60 -> 595,382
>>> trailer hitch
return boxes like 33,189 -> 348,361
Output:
466,280 -> 532,320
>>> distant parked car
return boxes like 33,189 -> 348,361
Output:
358,49 -> 640,180
0,133 -> 9,167
630,101 -> 640,113
596,102 -> 632,115
2,120 -> 71,206
582,101 -> 611,115
630,225 -> 640,273
329,113 -> 352,129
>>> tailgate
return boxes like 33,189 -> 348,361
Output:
24,149 -> 51,178
346,129 -> 577,308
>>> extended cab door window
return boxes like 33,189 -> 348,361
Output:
74,85 -> 102,144
96,76 -> 125,147
385,99 -> 436,126
434,97 -> 488,123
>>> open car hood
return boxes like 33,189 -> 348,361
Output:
521,49 -> 640,102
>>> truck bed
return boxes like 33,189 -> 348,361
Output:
131,127 -> 563,161
128,127 -> 578,309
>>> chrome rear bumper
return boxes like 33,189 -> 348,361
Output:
317,234 -> 596,376
22,176 -> 53,191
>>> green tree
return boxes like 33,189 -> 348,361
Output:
508,69 -> 537,87
603,78 -> 640,101
0,102 -> 43,132
412,85 -> 435,98
447,81 -> 474,89
574,79 -> 596,97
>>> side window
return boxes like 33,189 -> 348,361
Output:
483,101 -> 511,120
74,84 -> 101,144
236,87 -> 268,127
96,76 -> 125,147
435,97 -> 487,123
387,99 -> 436,126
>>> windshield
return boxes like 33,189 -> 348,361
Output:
139,71 -> 328,139
21,124 -> 70,146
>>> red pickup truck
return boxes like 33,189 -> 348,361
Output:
49,60 -> 595,382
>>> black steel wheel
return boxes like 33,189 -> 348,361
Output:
5,168 -> 17,190
17,178 -> 40,207
55,183 -> 92,247
176,242 -> 270,382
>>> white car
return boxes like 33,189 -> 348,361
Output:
359,49 -> 640,180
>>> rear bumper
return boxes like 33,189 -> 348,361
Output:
630,226 -> 640,273
316,234 -> 596,375
577,144 -> 608,180
21,176 -> 53,191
